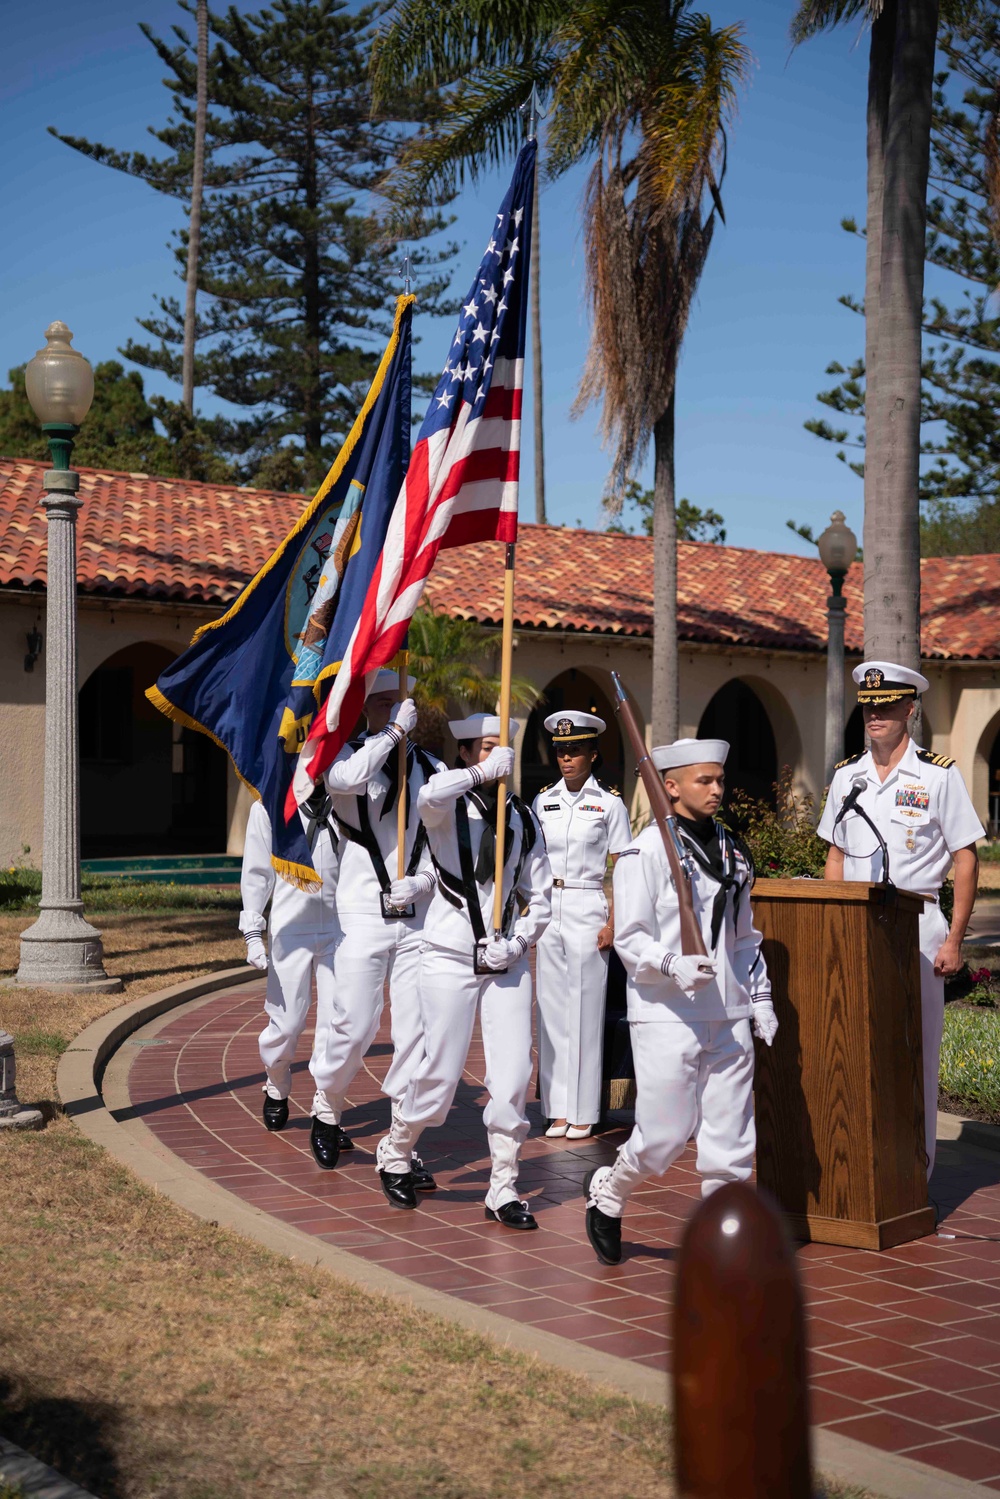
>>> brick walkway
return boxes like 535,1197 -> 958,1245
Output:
127,979 -> 1000,1491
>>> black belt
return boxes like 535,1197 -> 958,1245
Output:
334,794 -> 427,918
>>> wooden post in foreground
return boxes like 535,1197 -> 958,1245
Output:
491,542 -> 516,936
673,1183 -> 812,1498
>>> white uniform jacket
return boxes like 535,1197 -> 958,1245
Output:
532,774 -> 633,887
417,770 -> 553,955
817,741 -> 984,894
239,799 -> 340,934
325,730 -> 442,917
613,823 -> 770,1023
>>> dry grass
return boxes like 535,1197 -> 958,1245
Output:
0,910 -> 878,1499
0,911 -> 244,1109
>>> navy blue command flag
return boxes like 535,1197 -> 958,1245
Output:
147,294 -> 414,887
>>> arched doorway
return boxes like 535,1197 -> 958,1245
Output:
988,725 -> 1000,838
844,704 -> 865,759
698,679 -> 777,805
79,643 -> 228,857
520,668 -> 624,804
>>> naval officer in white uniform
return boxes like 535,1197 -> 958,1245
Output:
239,789 -> 341,1141
817,660 -> 983,1175
583,738 -> 777,1265
374,713 -> 553,1226
532,711 -> 632,1138
308,669 -> 445,1178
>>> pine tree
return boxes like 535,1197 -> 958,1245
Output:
53,0 -> 454,492
806,5 -> 1000,555
0,362 -> 233,482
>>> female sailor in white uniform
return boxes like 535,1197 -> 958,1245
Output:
532,711 -> 632,1139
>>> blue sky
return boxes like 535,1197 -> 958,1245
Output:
1,0 -> 878,554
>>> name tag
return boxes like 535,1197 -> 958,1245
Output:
543,803 -> 561,811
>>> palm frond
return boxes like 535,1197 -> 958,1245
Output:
789,0 -> 882,45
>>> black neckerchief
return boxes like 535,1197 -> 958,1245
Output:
675,815 -> 743,951
469,784 -> 513,883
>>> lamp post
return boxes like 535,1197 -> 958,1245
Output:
817,510 -> 859,787
15,322 -> 120,993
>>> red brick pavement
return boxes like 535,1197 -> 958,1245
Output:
127,979 -> 1000,1490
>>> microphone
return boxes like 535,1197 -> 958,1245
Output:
833,775 -> 867,830
833,774 -> 892,885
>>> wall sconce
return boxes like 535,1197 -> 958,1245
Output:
24,627 -> 43,674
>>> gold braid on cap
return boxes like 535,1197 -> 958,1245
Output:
856,666 -> 918,705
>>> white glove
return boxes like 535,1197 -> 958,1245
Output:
663,953 -> 717,991
479,745 -> 514,783
481,935 -> 527,970
245,933 -> 268,971
388,698 -> 418,735
752,1000 -> 779,1047
388,872 -> 434,906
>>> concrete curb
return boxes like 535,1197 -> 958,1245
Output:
938,1107 -> 1000,1154
57,974 -> 1000,1499
0,1435 -> 100,1499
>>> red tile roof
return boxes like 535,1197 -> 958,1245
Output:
1,457 -> 998,660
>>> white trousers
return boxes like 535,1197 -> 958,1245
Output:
919,902 -> 949,1177
380,943 -> 534,1209
258,923 -> 338,1099
592,1018 -> 756,1217
310,915 -> 423,1121
536,888 -> 609,1125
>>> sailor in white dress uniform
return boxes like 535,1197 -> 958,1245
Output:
817,660 -> 983,1176
374,713 -> 553,1227
308,669 -> 444,1178
583,738 -> 777,1266
238,789 -> 341,1134
532,711 -> 632,1138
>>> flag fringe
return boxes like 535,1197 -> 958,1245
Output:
270,854 -> 322,892
606,1077 -> 636,1112
144,684 -> 261,801
189,292 -> 418,651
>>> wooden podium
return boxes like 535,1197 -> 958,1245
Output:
751,880 -> 935,1250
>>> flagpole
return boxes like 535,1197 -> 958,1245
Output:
491,542 -> 516,937
397,648 -> 408,880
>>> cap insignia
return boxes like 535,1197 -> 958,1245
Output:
864,667 -> 884,690
556,717 -> 574,736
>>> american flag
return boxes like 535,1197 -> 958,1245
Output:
288,140 -> 536,811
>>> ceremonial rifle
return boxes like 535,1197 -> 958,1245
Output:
610,672 -> 707,958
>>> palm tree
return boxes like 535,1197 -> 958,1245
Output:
407,607 -> 540,753
792,0 -> 941,687
372,1 -> 748,743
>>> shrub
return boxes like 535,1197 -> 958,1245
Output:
724,769 -> 828,879
0,865 -> 41,909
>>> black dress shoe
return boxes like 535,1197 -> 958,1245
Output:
310,1118 -> 341,1171
410,1154 -> 437,1192
336,1126 -> 354,1151
485,1200 -> 538,1231
379,1169 -> 418,1209
583,1168 -> 622,1265
262,1095 -> 289,1132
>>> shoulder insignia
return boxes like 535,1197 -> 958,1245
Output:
916,748 -> 955,769
617,846 -> 640,858
834,750 -> 864,770
597,780 -> 621,797
539,781 -> 557,794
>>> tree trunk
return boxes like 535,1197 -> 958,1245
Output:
303,76 -> 323,491
861,0 -> 895,608
651,395 -> 679,745
863,0 -> 937,682
531,162 -> 546,524
182,0 -> 208,415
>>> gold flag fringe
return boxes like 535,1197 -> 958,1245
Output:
270,854 -> 322,893
144,684 -> 260,801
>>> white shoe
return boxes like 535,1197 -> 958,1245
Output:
566,1125 -> 593,1140
545,1122 -> 569,1138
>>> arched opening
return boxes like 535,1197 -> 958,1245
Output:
79,643 -> 228,857
697,679 -> 778,806
976,711 -> 1000,838
520,667 -> 624,804
844,704 -> 865,759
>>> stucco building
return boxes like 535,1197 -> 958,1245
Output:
2,457 -> 999,864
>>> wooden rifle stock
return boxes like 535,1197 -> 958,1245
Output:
610,672 -> 707,958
